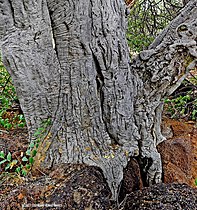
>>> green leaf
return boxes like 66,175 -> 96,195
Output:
37,127 -> 45,132
26,150 -> 31,156
29,157 -> 34,165
18,115 -> 24,121
22,156 -> 28,162
0,159 -> 7,165
0,151 -> 5,159
5,123 -> 12,130
5,163 -> 10,170
34,128 -> 44,137
164,98 -> 171,103
18,123 -> 25,128
25,164 -> 31,169
32,150 -> 37,157
36,139 -> 41,143
15,166 -> 21,174
22,169 -> 27,176
29,142 -> 35,148
34,131 -> 41,137
7,152 -> 12,161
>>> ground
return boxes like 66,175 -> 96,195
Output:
0,109 -> 197,209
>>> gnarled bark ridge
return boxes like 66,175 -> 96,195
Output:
0,0 -> 196,199
131,1 -> 197,184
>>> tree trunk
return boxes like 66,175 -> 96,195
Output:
0,0 -> 196,200
132,0 -> 197,184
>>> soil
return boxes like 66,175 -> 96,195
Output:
0,115 -> 196,209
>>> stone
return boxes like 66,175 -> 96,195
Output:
49,164 -> 112,209
0,164 -> 112,209
123,183 -> 197,210
158,118 -> 197,187
119,158 -> 143,202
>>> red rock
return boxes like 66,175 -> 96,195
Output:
158,119 -> 197,188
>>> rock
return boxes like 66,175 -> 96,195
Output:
119,158 -> 143,202
49,164 -> 112,209
160,122 -> 173,139
158,118 -> 197,187
0,164 -> 112,209
123,183 -> 197,210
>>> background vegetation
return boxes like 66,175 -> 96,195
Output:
127,0 -> 197,121
127,0 -> 182,51
0,58 -> 25,130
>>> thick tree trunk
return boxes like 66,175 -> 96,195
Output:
0,0 -> 196,200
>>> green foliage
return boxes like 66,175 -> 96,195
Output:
0,58 -> 26,130
127,24 -> 154,52
0,151 -> 18,171
164,89 -> 197,121
164,74 -> 197,121
0,119 -> 51,176
195,178 -> 197,186
127,12 -> 155,52
127,0 -> 182,52
0,148 -> 32,176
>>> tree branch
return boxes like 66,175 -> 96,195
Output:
131,0 -> 197,185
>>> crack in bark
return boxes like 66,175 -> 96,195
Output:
7,0 -> 16,26
92,52 -> 120,145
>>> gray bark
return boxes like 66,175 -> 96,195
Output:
132,1 -> 197,184
0,0 -> 196,200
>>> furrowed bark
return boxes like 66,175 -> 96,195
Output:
0,0 -> 61,137
45,0 -> 140,199
0,0 -> 139,199
0,0 -> 196,200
